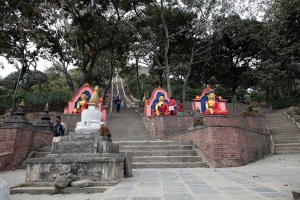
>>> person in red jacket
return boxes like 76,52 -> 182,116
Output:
169,97 -> 176,115
179,100 -> 184,116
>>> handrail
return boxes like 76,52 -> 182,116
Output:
266,123 -> 275,154
109,75 -> 114,116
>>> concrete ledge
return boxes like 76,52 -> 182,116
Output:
0,179 -> 9,200
11,186 -> 108,195
0,152 -> 12,158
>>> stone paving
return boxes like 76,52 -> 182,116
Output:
3,154 -> 300,200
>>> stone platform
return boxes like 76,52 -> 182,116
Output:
25,133 -> 126,186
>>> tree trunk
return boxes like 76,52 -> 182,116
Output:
135,54 -> 141,100
232,85 -> 238,95
102,72 -> 114,104
160,0 -> 172,96
266,86 -> 271,101
182,66 -> 192,102
77,56 -> 97,91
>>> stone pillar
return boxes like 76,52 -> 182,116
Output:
4,100 -> 32,129
0,179 -> 9,200
33,103 -> 53,132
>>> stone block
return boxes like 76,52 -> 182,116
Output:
99,141 -> 119,153
124,152 -> 133,177
33,121 -> 53,132
0,179 -> 9,200
25,155 -> 125,183
71,180 -> 90,187
51,141 -> 100,154
54,176 -> 73,188
293,191 -> 300,200
4,116 -> 32,129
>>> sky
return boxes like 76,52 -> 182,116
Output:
0,56 -> 52,79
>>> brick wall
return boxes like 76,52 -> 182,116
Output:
148,116 -> 268,138
0,128 -> 53,171
31,130 -> 53,150
0,128 -> 32,171
167,126 -> 271,167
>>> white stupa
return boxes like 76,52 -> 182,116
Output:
75,86 -> 104,134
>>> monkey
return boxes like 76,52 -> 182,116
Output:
100,124 -> 111,139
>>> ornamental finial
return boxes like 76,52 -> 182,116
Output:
89,86 -> 100,105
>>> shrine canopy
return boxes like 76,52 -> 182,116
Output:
64,84 -> 107,121
144,87 -> 170,117
192,85 -> 230,115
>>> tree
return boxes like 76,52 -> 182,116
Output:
209,15 -> 264,95
0,0 -> 47,108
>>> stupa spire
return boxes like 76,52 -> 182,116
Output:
88,86 -> 100,106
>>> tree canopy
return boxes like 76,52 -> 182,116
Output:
0,0 -> 299,111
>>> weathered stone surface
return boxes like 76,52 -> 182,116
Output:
0,179 -> 9,200
124,152 -> 133,177
33,120 -> 53,132
293,191 -> 300,200
54,165 -> 78,189
51,141 -> 100,154
4,114 -> 32,129
26,155 -> 125,183
54,176 -> 73,188
71,180 -> 90,187
51,140 -> 119,154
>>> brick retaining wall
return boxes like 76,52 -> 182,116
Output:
167,126 -> 271,167
0,128 -> 53,171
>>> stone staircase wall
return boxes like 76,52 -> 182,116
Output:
266,109 -> 300,155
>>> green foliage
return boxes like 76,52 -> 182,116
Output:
271,97 -> 300,110
240,101 -> 262,116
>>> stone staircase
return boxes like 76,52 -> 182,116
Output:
266,109 -> 300,155
20,146 -> 51,169
116,141 -> 209,168
107,108 -> 153,141
107,108 -> 209,168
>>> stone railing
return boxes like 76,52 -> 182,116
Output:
283,110 -> 300,129
0,179 -> 9,200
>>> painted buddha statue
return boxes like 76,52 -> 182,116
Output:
155,95 -> 168,116
74,92 -> 89,113
205,91 -> 223,114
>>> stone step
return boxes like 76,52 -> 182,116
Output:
10,186 -> 108,195
33,152 -> 50,158
274,139 -> 300,144
273,136 -> 300,144
274,143 -> 300,154
114,139 -> 153,141
270,130 -> 299,134
38,147 -> 52,152
121,150 -> 197,157
109,128 -> 149,135
120,145 -> 193,151
132,162 -> 209,168
274,149 -> 300,155
116,141 -> 183,146
133,156 -> 203,163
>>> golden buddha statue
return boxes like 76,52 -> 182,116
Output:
205,91 -> 230,115
155,95 -> 168,116
74,92 -> 89,113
